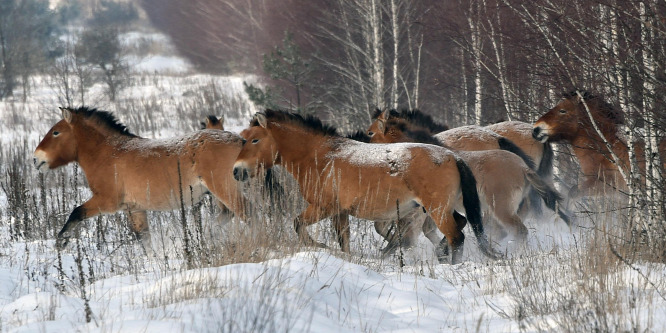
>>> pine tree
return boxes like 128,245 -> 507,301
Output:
244,31 -> 314,113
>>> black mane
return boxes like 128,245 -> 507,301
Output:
398,109 -> 449,133
384,118 -> 443,146
251,109 -> 339,137
563,90 -> 624,125
346,130 -> 371,143
67,106 -> 137,137
371,108 -> 400,120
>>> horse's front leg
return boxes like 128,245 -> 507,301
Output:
294,205 -> 330,249
57,196 -> 118,249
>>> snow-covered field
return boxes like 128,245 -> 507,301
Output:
0,30 -> 665,332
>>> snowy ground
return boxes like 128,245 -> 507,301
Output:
0,30 -> 665,332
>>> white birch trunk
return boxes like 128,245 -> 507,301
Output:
486,0 -> 513,121
413,33 -> 422,109
390,0 -> 399,109
370,0 -> 384,109
640,1 -> 662,221
461,47 -> 469,125
468,1 -> 483,125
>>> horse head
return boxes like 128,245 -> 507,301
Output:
233,113 -> 278,181
201,115 -> 224,130
34,107 -> 78,172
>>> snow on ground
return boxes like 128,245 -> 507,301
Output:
1,30 -> 665,332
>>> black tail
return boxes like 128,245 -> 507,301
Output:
525,170 -> 571,226
497,137 -> 535,170
498,136 -> 543,215
537,142 -> 554,182
455,157 -> 500,259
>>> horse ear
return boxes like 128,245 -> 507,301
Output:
256,113 -> 268,128
377,119 -> 386,134
59,107 -> 73,123
380,109 -> 390,121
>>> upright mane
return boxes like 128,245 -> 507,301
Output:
346,130 -> 371,143
66,106 -> 137,137
371,108 -> 400,120
386,118 -> 444,146
563,90 -> 624,126
252,109 -> 339,137
398,109 -> 449,133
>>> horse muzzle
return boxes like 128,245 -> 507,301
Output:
33,150 -> 50,173
233,166 -> 250,182
532,126 -> 549,143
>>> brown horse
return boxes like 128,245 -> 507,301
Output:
370,110 -> 554,214
369,109 -> 552,175
368,111 -> 569,249
487,121 -> 553,181
232,109 -> 501,264
34,107 -> 253,250
533,90 -> 666,198
200,114 -> 287,220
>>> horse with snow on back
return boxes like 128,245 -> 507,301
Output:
34,107 -> 254,251
370,109 -> 554,215
367,110 -> 570,252
232,109 -> 501,264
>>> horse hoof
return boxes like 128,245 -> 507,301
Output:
435,247 -> 449,264
55,237 -> 70,250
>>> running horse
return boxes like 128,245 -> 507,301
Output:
367,111 -> 569,251
370,109 -> 554,214
34,107 -> 253,250
232,109 -> 501,264
533,90 -> 666,198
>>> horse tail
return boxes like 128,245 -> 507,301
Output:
537,142 -> 555,182
524,170 -> 571,226
497,137 -> 536,169
455,157 -> 500,259
497,136 -> 542,215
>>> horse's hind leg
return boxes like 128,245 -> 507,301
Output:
493,207 -> 528,243
374,220 -> 392,240
425,209 -> 465,264
128,210 -> 153,255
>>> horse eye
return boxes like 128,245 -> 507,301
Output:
53,131 -> 60,136
367,131 -> 374,137
252,139 -> 260,144
559,109 -> 567,114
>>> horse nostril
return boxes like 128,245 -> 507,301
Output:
532,127 -> 541,139
233,167 -> 247,181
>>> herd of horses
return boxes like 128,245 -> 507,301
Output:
32,90 -> 665,264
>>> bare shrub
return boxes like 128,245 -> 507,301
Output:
501,198 -> 663,332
